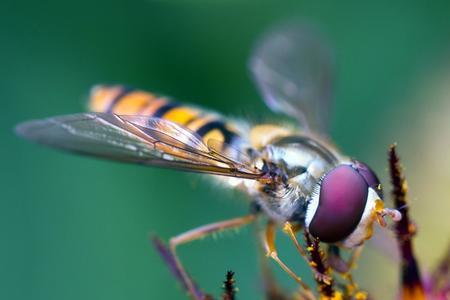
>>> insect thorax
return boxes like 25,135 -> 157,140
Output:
252,134 -> 340,223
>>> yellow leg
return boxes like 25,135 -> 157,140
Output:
343,246 -> 364,296
347,246 -> 363,270
283,222 -> 309,259
263,221 -> 316,300
252,220 -> 286,299
168,215 -> 256,300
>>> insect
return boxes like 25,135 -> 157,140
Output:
16,22 -> 401,299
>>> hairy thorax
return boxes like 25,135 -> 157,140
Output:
244,125 -> 343,223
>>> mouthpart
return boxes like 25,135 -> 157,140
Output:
374,199 -> 402,227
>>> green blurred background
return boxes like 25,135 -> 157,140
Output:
2,1 -> 450,299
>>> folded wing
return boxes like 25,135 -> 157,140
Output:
16,113 -> 263,179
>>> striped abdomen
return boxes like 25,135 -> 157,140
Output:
88,85 -> 243,147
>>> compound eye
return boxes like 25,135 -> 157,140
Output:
353,160 -> 382,196
309,165 -> 368,243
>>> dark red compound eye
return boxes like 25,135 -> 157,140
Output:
353,160 -> 381,190
309,165 -> 369,243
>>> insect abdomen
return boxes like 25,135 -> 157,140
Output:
89,85 -> 241,146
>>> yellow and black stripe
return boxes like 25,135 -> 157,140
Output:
89,85 -> 241,146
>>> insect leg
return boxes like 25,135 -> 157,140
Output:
283,222 -> 332,283
252,220 -> 290,300
327,245 -> 364,295
262,221 -> 316,300
168,214 -> 257,300
327,245 -> 363,274
282,222 -> 310,264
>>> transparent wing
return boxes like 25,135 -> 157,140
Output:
16,113 -> 263,179
369,226 -> 400,262
249,21 -> 335,134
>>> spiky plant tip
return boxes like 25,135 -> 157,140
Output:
303,231 -> 335,298
222,271 -> 237,300
388,144 -> 426,299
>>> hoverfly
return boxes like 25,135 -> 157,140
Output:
16,22 -> 401,299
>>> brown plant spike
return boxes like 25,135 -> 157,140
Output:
304,231 -> 335,299
388,144 -> 425,300
222,271 -> 237,300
